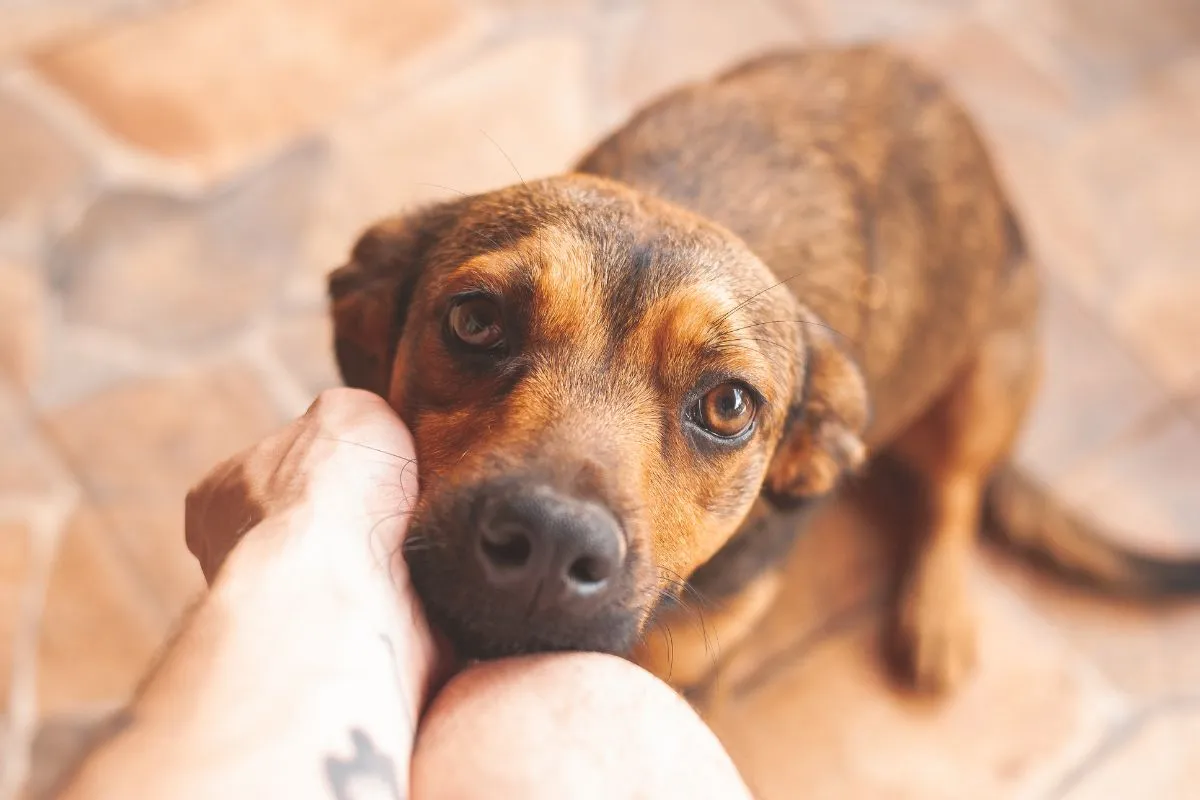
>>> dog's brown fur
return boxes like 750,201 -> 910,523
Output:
329,45 -> 1200,695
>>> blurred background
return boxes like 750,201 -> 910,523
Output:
0,0 -> 1197,797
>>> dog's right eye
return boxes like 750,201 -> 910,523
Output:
448,296 -> 505,350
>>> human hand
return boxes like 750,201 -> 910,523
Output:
183,388 -> 444,710
184,387 -> 418,584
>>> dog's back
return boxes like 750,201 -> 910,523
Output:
577,46 -> 1029,444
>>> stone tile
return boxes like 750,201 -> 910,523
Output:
985,548 -> 1200,703
1056,706 -> 1200,799
978,126 -> 1107,311
36,504 -> 164,718
984,0 -> 1200,109
40,361 -> 289,618
0,384 -> 74,505
50,141 -> 324,350
30,0 -> 480,179
1056,408 -> 1200,558
710,470 -> 896,694
1063,57 -> 1200,390
270,308 -> 341,397
1013,275 -> 1170,483
708,570 -> 1125,800
0,82 -> 92,248
801,0 -> 981,44
0,0 -> 174,60
1189,388 -> 1200,429
22,708 -> 119,800
895,26 -> 1108,314
0,520 -> 33,716
297,34 -> 592,305
897,20 -> 1078,139
0,262 -> 50,398
1113,269 -> 1200,392
601,0 -> 805,125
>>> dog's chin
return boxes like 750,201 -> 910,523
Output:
425,604 -> 643,661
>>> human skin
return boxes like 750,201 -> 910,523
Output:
54,389 -> 750,800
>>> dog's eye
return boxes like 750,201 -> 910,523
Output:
698,382 -> 756,438
449,297 -> 504,349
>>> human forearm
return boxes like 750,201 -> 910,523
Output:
59,511 -> 430,800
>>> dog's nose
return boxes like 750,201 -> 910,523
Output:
475,486 -> 625,608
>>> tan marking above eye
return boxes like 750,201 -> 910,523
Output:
449,297 -> 505,349
699,382 -> 757,438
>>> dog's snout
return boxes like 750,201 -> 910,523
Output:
475,486 -> 626,609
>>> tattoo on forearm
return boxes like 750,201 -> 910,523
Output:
324,728 -> 404,800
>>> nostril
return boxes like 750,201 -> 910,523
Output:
567,554 -> 610,586
480,527 -> 532,570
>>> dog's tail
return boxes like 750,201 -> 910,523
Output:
983,463 -> 1200,596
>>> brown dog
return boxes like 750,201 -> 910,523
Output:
328,45 -> 1200,695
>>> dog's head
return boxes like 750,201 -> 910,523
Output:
328,175 -> 867,658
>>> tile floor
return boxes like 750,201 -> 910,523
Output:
1,0 -> 1197,797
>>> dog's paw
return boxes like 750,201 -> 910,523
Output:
887,544 -> 978,695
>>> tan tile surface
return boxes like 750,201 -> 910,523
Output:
602,0 -> 804,119
21,709 -> 119,800
35,505 -> 164,719
30,0 -> 482,178
51,145 -> 324,350
0,87 -> 91,246
300,34 -> 594,305
804,0 -> 981,43
0,263 -> 48,394
984,0 -> 1200,107
985,549 -> 1200,702
1014,274 -> 1170,484
0,520 -> 33,715
0,385 -> 73,506
1056,705 -> 1200,800
40,363 -> 288,619
1065,56 -> 1200,390
271,308 -> 341,397
1,0 -> 1198,796
1057,410 -> 1200,557
0,0 -> 174,60
709,576 -> 1124,800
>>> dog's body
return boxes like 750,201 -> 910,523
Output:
330,45 -> 1200,696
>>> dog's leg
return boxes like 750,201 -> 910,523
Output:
634,570 -> 782,697
884,296 -> 1042,694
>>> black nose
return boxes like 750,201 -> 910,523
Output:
474,486 -> 625,609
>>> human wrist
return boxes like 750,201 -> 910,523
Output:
108,511 -> 432,798
201,504 -> 436,711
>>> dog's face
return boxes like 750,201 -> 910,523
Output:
329,175 -> 867,659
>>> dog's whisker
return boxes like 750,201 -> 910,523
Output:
659,619 -> 675,684
658,569 -> 717,658
316,436 -> 417,465
369,510 -> 417,545
712,336 -> 802,356
714,269 -> 808,325
415,181 -> 469,198
480,129 -> 526,187
724,317 -> 852,343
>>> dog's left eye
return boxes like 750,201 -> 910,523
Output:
449,297 -> 505,350
697,382 -> 757,439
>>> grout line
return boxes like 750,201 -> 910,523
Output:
0,501 -> 75,800
1041,694 -> 1200,799
728,595 -> 882,699
234,324 -> 322,421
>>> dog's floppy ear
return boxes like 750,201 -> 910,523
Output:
327,205 -> 457,396
763,310 -> 870,504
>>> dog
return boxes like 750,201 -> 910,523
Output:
327,44 -> 1200,695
